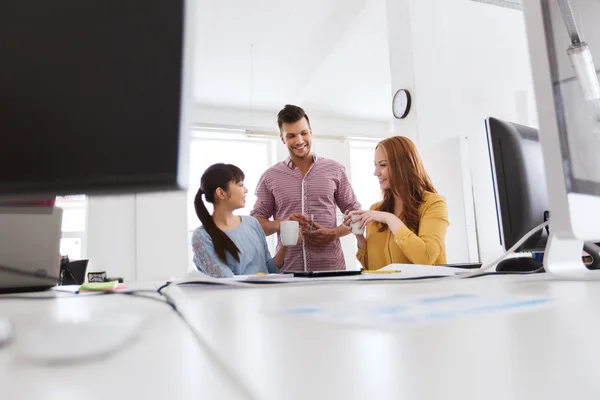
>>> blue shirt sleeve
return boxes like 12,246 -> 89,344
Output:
265,239 -> 280,273
250,217 -> 280,273
191,228 -> 234,278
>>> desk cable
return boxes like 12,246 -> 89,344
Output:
159,286 -> 260,400
0,288 -> 260,400
459,220 -> 549,278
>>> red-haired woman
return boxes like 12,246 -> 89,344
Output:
344,136 -> 449,269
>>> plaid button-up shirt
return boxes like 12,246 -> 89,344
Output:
251,155 -> 361,272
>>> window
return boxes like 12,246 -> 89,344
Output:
55,195 -> 87,260
349,139 -> 382,210
187,131 -> 278,269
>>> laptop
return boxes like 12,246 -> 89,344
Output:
0,206 -> 63,293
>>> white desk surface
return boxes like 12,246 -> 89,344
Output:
169,274 -> 600,400
2,275 -> 600,400
0,286 -> 248,400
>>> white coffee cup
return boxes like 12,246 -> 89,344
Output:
350,220 -> 365,235
280,220 -> 299,246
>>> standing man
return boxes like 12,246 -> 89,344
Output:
250,104 -> 361,272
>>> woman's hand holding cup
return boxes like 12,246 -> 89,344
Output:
343,210 -> 366,236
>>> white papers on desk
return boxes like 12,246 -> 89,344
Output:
170,264 -> 464,290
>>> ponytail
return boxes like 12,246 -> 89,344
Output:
194,187 -> 241,263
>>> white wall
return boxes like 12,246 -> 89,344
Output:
385,0 -> 418,143
135,191 -> 189,281
87,192 -> 188,282
86,195 -> 137,281
402,0 -> 537,263
421,136 -> 478,262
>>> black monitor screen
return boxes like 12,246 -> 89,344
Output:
486,117 -> 549,252
0,0 -> 189,198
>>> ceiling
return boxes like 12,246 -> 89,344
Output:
192,0 -> 393,121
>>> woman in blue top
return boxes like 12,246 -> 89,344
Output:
191,163 -> 291,277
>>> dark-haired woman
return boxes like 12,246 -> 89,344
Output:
191,163 -> 293,277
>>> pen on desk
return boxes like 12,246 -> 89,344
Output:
362,269 -> 402,274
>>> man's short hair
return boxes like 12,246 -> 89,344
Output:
277,104 -> 310,131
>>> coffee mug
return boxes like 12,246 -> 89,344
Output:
280,220 -> 300,246
350,220 -> 365,235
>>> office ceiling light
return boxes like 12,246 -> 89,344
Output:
470,0 -> 522,10
556,0 -> 600,121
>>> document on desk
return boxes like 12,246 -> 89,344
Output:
279,293 -> 552,329
169,264 -> 464,290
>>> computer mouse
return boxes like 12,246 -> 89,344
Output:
0,316 -> 13,347
16,314 -> 144,364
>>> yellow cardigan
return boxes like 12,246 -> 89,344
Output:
357,192 -> 449,270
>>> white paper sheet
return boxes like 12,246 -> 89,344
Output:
171,264 -> 464,289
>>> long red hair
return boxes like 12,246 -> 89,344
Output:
375,136 -> 436,233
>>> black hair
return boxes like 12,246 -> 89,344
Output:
194,163 -> 245,263
277,104 -> 310,131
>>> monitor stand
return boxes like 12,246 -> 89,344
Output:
0,207 -> 63,293
496,257 -> 544,273
544,234 -> 600,280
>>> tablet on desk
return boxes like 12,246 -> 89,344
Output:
292,270 -> 362,278
441,263 -> 482,269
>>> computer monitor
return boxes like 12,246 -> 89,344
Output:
0,0 -> 194,291
486,117 -> 600,272
486,117 -> 549,254
523,0 -> 600,278
0,0 -> 193,198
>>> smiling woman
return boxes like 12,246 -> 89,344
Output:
190,163 -> 294,277
344,136 -> 449,269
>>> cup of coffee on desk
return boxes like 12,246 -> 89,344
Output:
280,220 -> 300,246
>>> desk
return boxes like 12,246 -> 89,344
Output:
0,286 -> 247,400
168,274 -> 600,400
3,276 -> 600,400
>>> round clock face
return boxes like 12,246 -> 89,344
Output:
392,89 -> 411,119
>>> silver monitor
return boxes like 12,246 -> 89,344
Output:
0,207 -> 63,293
523,0 -> 600,278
